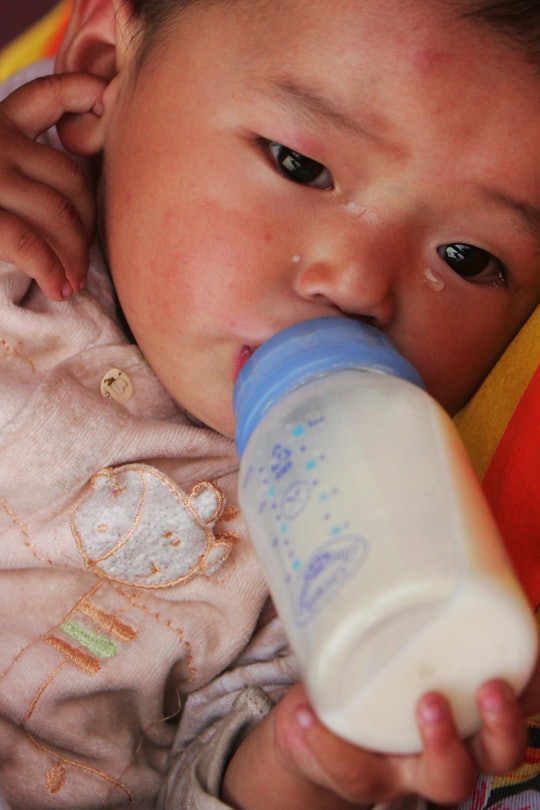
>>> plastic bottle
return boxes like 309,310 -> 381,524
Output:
234,317 -> 537,753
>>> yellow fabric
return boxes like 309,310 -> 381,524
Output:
0,0 -> 71,82
455,305 -> 540,480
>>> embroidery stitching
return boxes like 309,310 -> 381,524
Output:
0,498 -> 28,538
71,464 -> 236,588
24,662 -> 67,722
45,635 -> 102,675
45,764 -> 67,794
41,586 -> 139,678
0,467 -> 242,806
61,620 -> 119,660
26,732 -> 136,805
0,497 -> 60,566
0,337 -> 35,372
78,598 -> 137,642
15,587 -> 140,730
114,583 -> 197,680
222,504 -> 241,521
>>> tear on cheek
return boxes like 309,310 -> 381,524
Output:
423,267 -> 445,292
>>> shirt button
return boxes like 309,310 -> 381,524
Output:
100,368 -> 134,405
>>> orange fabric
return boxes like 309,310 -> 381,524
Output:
456,307 -> 540,609
0,0 -> 71,81
482,366 -> 540,608
43,1 -> 71,57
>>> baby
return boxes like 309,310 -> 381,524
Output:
0,0 -> 539,808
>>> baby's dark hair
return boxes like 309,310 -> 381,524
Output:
128,0 -> 540,64
130,0 -> 194,31
463,0 -> 540,63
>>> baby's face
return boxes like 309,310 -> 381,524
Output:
98,0 -> 540,437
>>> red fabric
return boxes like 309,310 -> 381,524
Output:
482,366 -> 540,609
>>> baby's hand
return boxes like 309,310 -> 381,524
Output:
0,72 -> 105,300
223,679 -> 528,809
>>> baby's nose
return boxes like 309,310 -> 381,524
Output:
293,250 -> 397,329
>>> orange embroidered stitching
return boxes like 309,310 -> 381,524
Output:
26,732 -> 136,805
113,585 -> 199,683
24,661 -> 67,722
215,530 -> 239,547
0,497 -> 29,537
78,599 -> 137,642
45,635 -> 101,675
0,644 -> 28,683
190,480 -> 225,522
70,469 -> 146,566
23,586 -> 137,719
114,584 -> 188,642
45,763 -> 67,794
222,505 -> 241,521
114,584 -> 199,680
70,582 -> 103,608
72,466 -> 236,588
0,338 -> 35,372
0,498 -> 59,565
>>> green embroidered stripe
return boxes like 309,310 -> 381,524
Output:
61,620 -> 119,660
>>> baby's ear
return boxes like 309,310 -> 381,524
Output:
54,0 -> 132,154
55,0 -> 119,78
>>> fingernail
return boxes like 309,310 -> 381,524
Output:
61,282 -> 74,299
418,693 -> 446,724
479,681 -> 512,714
295,703 -> 316,730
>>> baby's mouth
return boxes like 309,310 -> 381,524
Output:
234,345 -> 257,381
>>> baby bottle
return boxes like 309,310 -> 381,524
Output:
234,317 -> 537,753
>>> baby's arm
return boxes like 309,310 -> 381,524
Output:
0,73 -> 105,300
222,678 -> 530,809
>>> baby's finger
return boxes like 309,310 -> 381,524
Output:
0,73 -> 105,140
411,692 -> 478,803
0,209 -> 77,301
2,170 -> 91,293
274,689 -> 398,804
7,139 -> 96,241
469,680 -> 527,775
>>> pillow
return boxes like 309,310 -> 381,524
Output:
455,306 -> 540,608
0,0 -> 71,82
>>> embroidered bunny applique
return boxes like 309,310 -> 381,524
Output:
71,464 -> 237,588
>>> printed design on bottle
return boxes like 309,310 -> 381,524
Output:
294,536 -> 368,626
249,411 -> 368,626
71,464 -> 237,588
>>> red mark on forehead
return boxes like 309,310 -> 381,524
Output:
410,46 -> 451,72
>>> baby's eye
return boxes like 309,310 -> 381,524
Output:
266,141 -> 334,189
437,243 -> 506,285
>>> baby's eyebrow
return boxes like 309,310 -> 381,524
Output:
482,187 -> 540,245
259,74 -> 393,148
270,77 -> 370,135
